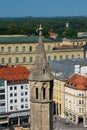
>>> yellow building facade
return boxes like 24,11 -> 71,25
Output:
0,35 -> 85,70
53,79 -> 65,117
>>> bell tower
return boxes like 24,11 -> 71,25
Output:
29,24 -> 53,130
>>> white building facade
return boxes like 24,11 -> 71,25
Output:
0,65 -> 30,126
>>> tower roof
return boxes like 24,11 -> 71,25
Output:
30,25 -> 53,81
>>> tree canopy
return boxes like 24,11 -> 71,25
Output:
0,17 -> 87,38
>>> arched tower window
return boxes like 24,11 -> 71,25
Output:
43,87 -> 46,99
36,88 -> 38,99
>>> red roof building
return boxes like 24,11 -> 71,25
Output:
65,74 -> 87,90
0,65 -> 30,84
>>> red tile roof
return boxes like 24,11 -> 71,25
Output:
65,74 -> 87,90
0,65 -> 30,81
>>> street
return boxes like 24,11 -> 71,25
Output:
53,116 -> 87,130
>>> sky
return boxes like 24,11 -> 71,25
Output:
0,0 -> 87,17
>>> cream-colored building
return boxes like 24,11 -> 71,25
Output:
64,74 -> 87,127
0,35 -> 85,69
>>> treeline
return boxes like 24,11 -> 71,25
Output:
0,16 -> 87,38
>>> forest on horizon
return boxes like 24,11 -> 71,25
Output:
0,16 -> 87,38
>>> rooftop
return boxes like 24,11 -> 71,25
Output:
0,35 -> 53,44
0,65 -> 30,80
65,74 -> 87,90
48,58 -> 87,81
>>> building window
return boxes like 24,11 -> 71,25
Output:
22,46 -> 26,52
1,47 -> 4,53
8,47 -> 11,52
21,98 -> 24,102
10,93 -> 13,97
8,57 -> 12,63
79,94 -> 81,97
30,57 -> 32,62
79,100 -> 81,104
14,99 -> 17,103
21,86 -> 23,89
36,88 -> 38,99
23,57 -> 26,63
25,98 -> 28,102
14,93 -> 17,96
25,92 -> 28,95
10,87 -> 13,90
0,80 -> 4,86
43,88 -> 46,99
1,58 -> 5,64
48,56 -> 51,61
60,55 -> 63,60
82,108 -> 84,113
10,106 -> 13,110
82,100 -> 84,104
29,46 -> 32,52
21,92 -> 24,96
77,54 -> 80,58
10,100 -> 13,103
15,46 -> 18,52
14,86 -> 17,90
25,104 -> 28,108
21,105 -> 24,109
54,55 -> 57,60
48,45 -> 51,51
66,55 -> 68,60
72,55 -> 74,59
16,57 -> 19,63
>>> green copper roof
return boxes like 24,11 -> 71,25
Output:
0,35 -> 53,44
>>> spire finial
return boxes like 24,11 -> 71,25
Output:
38,24 -> 43,36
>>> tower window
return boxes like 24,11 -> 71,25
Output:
36,88 -> 38,99
43,88 -> 46,99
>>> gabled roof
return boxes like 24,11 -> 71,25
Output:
0,65 -> 30,80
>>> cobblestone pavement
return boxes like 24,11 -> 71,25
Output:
53,116 -> 87,130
